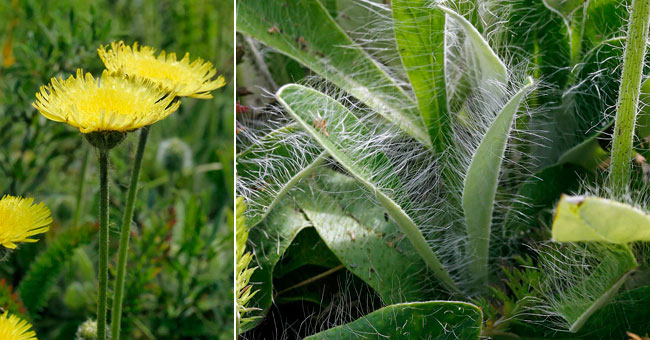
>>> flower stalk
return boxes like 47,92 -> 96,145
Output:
97,147 -> 110,340
610,0 -> 650,192
111,126 -> 150,340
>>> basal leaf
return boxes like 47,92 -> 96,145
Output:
462,77 -> 534,286
439,5 -> 507,86
244,200 -> 311,331
294,169 -> 434,303
305,301 -> 483,339
276,83 -> 460,294
237,123 -> 326,227
542,244 -> 637,332
543,0 -> 585,20
552,195 -> 650,243
237,0 -> 430,146
393,0 -> 449,153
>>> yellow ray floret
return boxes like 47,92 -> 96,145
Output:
0,313 -> 37,340
0,195 -> 51,249
33,69 -> 180,133
99,41 -> 226,99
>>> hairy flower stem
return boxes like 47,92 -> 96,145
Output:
111,127 -> 150,339
97,148 -> 110,340
610,0 -> 650,192
73,147 -> 90,227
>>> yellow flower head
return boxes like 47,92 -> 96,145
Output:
0,313 -> 37,340
33,69 -> 180,133
98,41 -> 225,99
0,195 -> 51,249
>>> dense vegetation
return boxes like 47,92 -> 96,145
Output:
0,0 -> 234,339
237,0 -> 650,338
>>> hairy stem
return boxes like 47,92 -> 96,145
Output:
73,146 -> 90,227
111,127 -> 150,339
610,0 -> 650,191
97,148 -> 110,340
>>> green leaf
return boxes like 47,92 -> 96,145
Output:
237,123 -> 326,227
542,244 -> 637,332
305,301 -> 483,339
503,163 -> 584,243
556,121 -> 612,171
276,84 -> 460,294
439,5 -> 507,86
552,195 -> 650,243
272,228 -> 340,279
237,0 -> 430,146
294,169 -> 434,303
392,1 -> 449,153
244,201 -> 311,331
543,0 -> 585,20
462,78 -> 534,286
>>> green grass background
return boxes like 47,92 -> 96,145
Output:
0,0 -> 234,339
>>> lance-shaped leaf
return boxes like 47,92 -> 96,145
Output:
543,0 -> 585,20
276,84 -> 460,294
243,200 -> 311,331
439,5 -> 507,86
294,169 -> 434,303
305,301 -> 483,339
552,195 -> 650,243
237,123 -> 326,227
462,78 -> 534,286
237,0 -> 430,146
393,1 -> 449,153
540,243 -> 637,333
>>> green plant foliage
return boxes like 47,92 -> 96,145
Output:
1,0 -> 233,339
392,1 -> 448,152
237,0 -> 429,146
237,0 -> 650,338
553,195 -> 650,243
18,225 -> 94,316
462,78 -> 533,286
305,301 -> 483,340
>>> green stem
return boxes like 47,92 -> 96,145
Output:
610,0 -> 650,192
97,148 -> 110,340
111,127 -> 150,339
73,147 -> 90,228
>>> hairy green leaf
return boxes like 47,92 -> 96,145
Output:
237,123 -> 326,227
439,5 -> 507,86
543,0 -> 585,19
276,84 -> 460,294
244,201 -> 310,331
237,0 -> 430,146
294,169 -> 434,303
462,78 -> 534,286
305,301 -> 483,339
393,0 -> 448,153
552,195 -> 650,243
